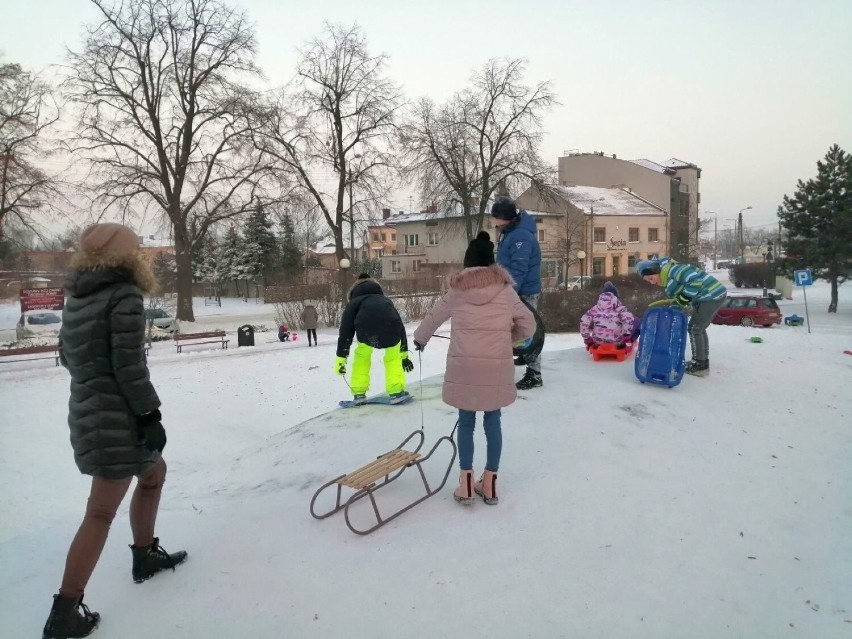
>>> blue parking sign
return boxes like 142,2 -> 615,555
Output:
794,269 -> 813,286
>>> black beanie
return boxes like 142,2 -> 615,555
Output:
357,272 -> 371,280
463,231 -> 495,268
490,196 -> 518,220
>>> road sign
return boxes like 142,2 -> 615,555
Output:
20,287 -> 64,313
793,269 -> 813,286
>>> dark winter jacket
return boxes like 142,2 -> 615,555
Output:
59,253 -> 161,479
496,210 -> 542,295
336,278 -> 408,358
301,305 -> 319,330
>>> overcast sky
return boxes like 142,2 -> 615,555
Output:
3,0 -> 850,237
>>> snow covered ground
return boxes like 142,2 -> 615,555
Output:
1,276 -> 850,638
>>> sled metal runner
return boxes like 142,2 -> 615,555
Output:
310,429 -> 457,535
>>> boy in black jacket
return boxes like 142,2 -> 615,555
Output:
335,274 -> 413,403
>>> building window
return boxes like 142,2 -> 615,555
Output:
381,233 -> 386,242
592,257 -> 605,275
612,255 -> 621,276
372,232 -> 380,242
697,192 -> 701,204
627,255 -> 637,268
541,260 -> 557,278
391,233 -> 396,241
594,227 -> 606,243
391,250 -> 397,255
628,227 -> 639,242
404,234 -> 419,248
391,260 -> 401,273
538,229 -> 546,242
428,232 -> 439,246
648,228 -> 659,242
413,259 -> 422,272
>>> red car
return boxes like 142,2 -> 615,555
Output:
712,295 -> 782,327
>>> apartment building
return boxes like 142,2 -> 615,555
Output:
516,184 -> 669,278
558,152 -> 700,261
379,208 -> 565,288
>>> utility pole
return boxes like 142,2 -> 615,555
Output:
738,206 -> 752,263
713,214 -> 717,270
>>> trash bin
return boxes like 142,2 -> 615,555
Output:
237,324 -> 255,347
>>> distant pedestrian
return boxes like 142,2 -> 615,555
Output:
301,303 -> 319,346
44,223 -> 186,639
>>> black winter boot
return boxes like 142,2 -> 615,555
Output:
685,359 -> 709,376
130,537 -> 187,584
42,594 -> 100,639
514,356 -> 525,366
516,368 -> 543,390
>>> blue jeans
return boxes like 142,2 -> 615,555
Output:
457,409 -> 502,472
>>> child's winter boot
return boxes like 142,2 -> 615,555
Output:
130,537 -> 188,584
454,470 -> 475,505
353,393 -> 367,405
42,593 -> 100,638
685,359 -> 709,377
474,470 -> 499,505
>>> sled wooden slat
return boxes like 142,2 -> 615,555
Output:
340,450 -> 421,489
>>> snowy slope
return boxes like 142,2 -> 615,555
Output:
1,279 -> 850,639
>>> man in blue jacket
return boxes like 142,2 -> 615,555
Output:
491,196 -> 543,389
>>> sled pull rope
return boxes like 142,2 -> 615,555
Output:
418,350 -> 425,431
420,345 -> 459,439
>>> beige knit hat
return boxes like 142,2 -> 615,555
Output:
79,223 -> 140,254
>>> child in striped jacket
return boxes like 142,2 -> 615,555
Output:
636,257 -> 727,376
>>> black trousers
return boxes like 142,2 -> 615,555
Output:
306,328 -> 317,345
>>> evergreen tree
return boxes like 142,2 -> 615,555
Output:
243,208 -> 279,278
152,252 -> 177,292
219,225 -> 252,296
279,215 -> 303,279
778,144 -> 852,312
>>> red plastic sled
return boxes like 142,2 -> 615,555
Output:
590,342 -> 634,362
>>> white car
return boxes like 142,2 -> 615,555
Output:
563,275 -> 592,291
16,311 -> 63,341
144,308 -> 179,332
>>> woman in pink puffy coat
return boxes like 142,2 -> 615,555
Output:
413,232 -> 535,506
580,290 -> 636,349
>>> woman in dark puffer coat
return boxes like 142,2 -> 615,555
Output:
43,224 -> 187,639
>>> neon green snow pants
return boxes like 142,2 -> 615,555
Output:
350,341 -> 406,396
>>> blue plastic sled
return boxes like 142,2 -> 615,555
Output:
634,307 -> 689,388
339,392 -> 413,409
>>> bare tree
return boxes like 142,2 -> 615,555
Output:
252,23 -> 403,262
0,59 -> 62,242
401,58 -> 557,241
63,0 -> 274,320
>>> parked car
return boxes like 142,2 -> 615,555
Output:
712,295 -> 782,327
562,275 -> 592,291
16,311 -> 62,340
144,307 -> 179,332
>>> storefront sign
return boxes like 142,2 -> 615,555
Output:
606,237 -> 627,250
20,287 -> 65,313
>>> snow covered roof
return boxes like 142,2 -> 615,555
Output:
543,185 -> 666,217
662,158 -> 699,170
630,159 -> 675,175
311,239 -> 338,255
382,210 -> 466,226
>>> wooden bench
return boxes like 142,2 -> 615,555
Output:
0,344 -> 60,366
338,449 -> 422,490
173,331 -> 229,353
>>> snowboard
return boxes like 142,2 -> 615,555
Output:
338,392 -> 413,409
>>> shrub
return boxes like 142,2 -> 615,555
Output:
729,263 -> 775,288
396,294 -> 440,322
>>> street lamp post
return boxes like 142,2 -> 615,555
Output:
576,250 -> 587,289
339,258 -> 351,307
738,205 -> 752,263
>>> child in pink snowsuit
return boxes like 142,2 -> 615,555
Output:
580,291 -> 635,349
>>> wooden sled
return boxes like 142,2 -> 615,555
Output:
310,429 -> 457,535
